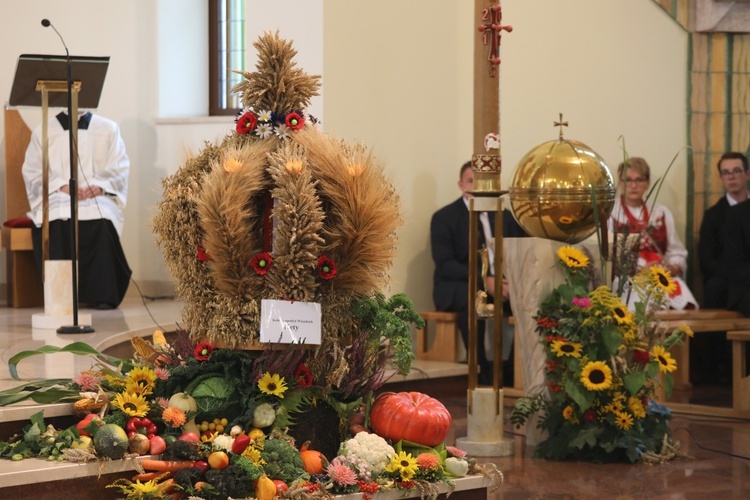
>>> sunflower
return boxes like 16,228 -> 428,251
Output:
649,265 -> 677,294
258,372 -> 288,398
125,367 -> 156,396
580,361 -> 613,391
627,396 -> 646,419
112,391 -> 149,417
614,410 -> 634,430
550,340 -> 583,358
610,303 -> 632,326
556,246 -> 589,268
651,345 -> 677,373
385,451 -> 418,481
243,446 -> 265,465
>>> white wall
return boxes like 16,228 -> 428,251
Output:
0,1 -> 688,313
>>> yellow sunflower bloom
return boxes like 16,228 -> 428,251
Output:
126,366 -> 156,396
627,396 -> 646,419
649,265 -> 677,294
651,345 -> 677,373
556,246 -> 589,268
112,391 -> 149,417
550,340 -> 583,358
386,451 -> 418,480
614,410 -> 634,430
611,303 -> 632,326
580,361 -> 613,391
258,372 -> 288,398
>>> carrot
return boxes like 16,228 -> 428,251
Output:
140,459 -> 196,472
159,478 -> 177,494
131,471 -> 172,482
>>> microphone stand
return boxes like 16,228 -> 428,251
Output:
50,23 -> 94,334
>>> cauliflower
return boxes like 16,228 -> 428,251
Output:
212,434 -> 234,452
340,432 -> 395,475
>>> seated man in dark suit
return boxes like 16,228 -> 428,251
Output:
696,152 -> 749,383
724,198 -> 750,318
699,152 -> 749,308
430,161 -> 527,385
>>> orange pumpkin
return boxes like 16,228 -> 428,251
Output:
299,441 -> 326,475
369,391 -> 452,447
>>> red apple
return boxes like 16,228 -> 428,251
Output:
148,435 -> 167,455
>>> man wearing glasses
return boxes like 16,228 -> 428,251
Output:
699,152 -> 749,309
697,152 -> 749,384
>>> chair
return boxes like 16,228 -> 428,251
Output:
2,106 -> 43,307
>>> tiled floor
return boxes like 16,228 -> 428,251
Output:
1,298 -> 749,498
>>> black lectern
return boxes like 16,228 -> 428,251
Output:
9,54 -> 109,334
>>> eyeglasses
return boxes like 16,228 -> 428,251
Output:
720,167 -> 745,177
624,178 -> 647,185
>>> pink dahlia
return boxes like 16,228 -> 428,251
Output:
445,445 -> 467,459
73,372 -> 101,391
327,462 -> 358,487
154,367 -> 170,381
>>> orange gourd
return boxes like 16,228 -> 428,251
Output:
299,441 -> 325,475
255,475 -> 276,500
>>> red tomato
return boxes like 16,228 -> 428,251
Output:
193,460 -> 210,473
148,435 -> 167,455
369,391 -> 452,447
272,479 -> 288,492
178,432 -> 200,444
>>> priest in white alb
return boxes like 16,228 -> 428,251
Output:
22,111 -> 131,309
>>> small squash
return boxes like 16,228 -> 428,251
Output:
299,441 -> 326,475
255,475 -> 277,500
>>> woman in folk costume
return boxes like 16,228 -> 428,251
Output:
608,156 -> 697,310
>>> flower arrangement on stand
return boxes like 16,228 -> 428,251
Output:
510,245 -> 693,463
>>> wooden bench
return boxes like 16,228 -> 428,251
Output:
727,330 -> 750,412
414,311 -> 460,362
3,107 -> 43,307
657,311 -> 750,390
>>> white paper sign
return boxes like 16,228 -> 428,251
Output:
260,299 -> 322,344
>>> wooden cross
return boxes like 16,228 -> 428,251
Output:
554,112 -> 568,141
477,3 -> 512,77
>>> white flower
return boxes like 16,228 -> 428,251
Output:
275,123 -> 291,139
257,109 -> 272,121
444,457 -> 469,477
212,434 -> 234,452
255,123 -> 274,139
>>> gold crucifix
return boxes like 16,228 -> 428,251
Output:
554,112 -> 568,141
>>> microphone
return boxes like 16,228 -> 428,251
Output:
41,18 -> 69,58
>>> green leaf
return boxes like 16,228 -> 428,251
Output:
564,379 -> 594,411
0,379 -> 77,407
601,325 -> 622,356
569,427 -> 601,449
8,342 -> 126,380
663,373 -> 674,399
622,371 -> 648,396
